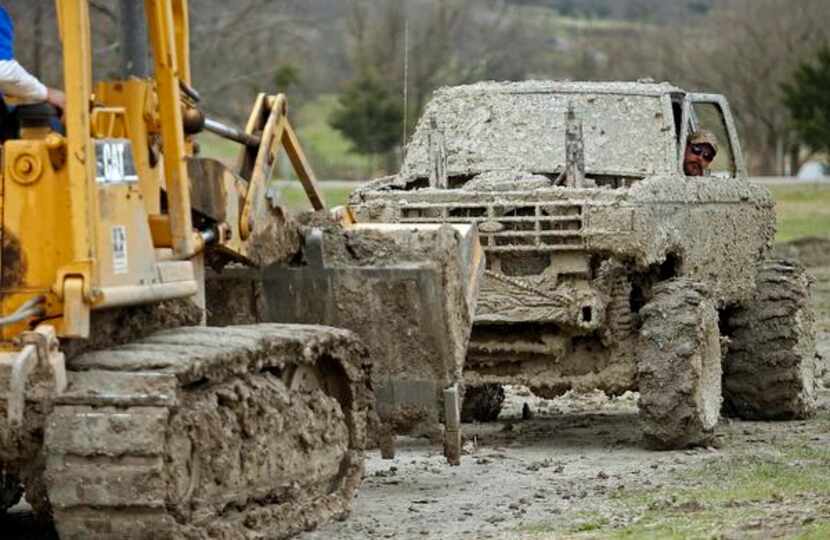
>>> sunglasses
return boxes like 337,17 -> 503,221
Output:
689,143 -> 716,161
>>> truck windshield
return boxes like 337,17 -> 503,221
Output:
402,90 -> 676,181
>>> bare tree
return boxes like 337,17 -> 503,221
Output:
587,0 -> 830,174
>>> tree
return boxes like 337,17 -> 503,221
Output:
782,46 -> 830,159
585,0 -> 830,175
336,0 -> 536,174
330,70 -> 403,172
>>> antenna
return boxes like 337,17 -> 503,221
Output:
402,11 -> 409,150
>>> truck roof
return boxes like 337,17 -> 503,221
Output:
400,80 -> 682,180
433,80 -> 686,98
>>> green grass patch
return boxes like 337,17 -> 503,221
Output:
197,131 -> 240,165
522,5 -> 643,31
595,444 -> 830,539
572,514 -> 609,532
274,182 -> 354,212
195,95 -> 376,181
796,520 -> 830,540
770,183 -> 830,242
294,94 -> 374,180
518,513 -> 609,538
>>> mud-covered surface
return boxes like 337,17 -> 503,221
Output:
3,241 -> 829,539
352,176 -> 776,312
297,391 -> 830,540
296,243 -> 830,540
262,220 -> 481,439
395,81 -> 680,181
722,259 -> 818,420
2,324 -> 374,540
637,278 -> 722,450
1,230 -> 27,288
59,298 -> 204,360
205,267 -> 268,326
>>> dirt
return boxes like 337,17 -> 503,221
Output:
722,259 -> 818,420
262,221 -> 483,441
1,325 -> 374,540
637,278 -> 722,449
393,81 -> 684,182
296,249 -> 830,540
3,249 -> 829,539
59,298 -> 204,359
295,390 -> 830,540
350,83 -> 779,420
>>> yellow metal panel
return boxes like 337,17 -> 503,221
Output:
234,93 -> 266,178
148,215 -> 174,248
2,141 -> 74,290
59,0 -> 99,283
94,182 -> 159,289
239,99 -> 287,240
282,121 -> 326,211
172,0 -> 191,85
144,0 -> 198,258
95,80 -> 164,216
62,277 -> 90,338
0,138 -> 72,339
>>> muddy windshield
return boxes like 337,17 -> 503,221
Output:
401,83 -> 677,182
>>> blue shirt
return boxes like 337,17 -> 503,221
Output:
0,7 -> 14,61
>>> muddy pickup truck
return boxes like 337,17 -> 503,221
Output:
348,80 -> 818,449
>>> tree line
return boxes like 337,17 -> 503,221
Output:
4,0 -> 829,176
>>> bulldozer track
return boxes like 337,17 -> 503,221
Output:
43,324 -> 372,540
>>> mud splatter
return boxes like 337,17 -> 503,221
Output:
1,229 -> 27,289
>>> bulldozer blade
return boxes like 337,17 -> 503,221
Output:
262,223 -> 483,440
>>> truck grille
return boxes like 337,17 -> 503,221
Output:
399,202 -> 584,252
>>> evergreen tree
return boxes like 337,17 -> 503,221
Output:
782,46 -> 830,157
330,71 -> 403,160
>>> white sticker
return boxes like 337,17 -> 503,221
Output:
96,140 -> 138,184
112,225 -> 128,274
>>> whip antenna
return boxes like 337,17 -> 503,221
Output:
402,12 -> 409,150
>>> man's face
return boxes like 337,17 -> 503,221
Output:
683,142 -> 715,176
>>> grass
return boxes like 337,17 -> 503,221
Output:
592,443 -> 830,539
513,425 -> 830,540
769,183 -> 830,242
522,5 -> 643,32
274,182 -> 354,212
197,131 -> 240,165
294,94 -> 374,180
196,94 -> 375,181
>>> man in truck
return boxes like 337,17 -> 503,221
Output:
683,129 -> 718,177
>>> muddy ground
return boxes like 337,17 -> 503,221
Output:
3,242 -> 830,539
298,242 -> 830,540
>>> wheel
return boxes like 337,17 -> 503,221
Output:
722,259 -> 817,420
637,278 -> 722,449
0,470 -> 23,512
461,383 -> 505,423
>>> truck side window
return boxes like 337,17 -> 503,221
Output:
691,102 -> 735,177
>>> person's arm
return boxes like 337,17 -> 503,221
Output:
0,58 -> 47,103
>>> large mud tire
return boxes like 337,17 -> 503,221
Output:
638,279 -> 722,450
0,470 -> 23,512
41,324 -> 372,540
461,384 -> 505,423
722,259 -> 817,420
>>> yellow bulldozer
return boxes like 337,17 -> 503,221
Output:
0,1 -> 482,538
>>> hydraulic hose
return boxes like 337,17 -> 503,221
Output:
0,296 -> 45,328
